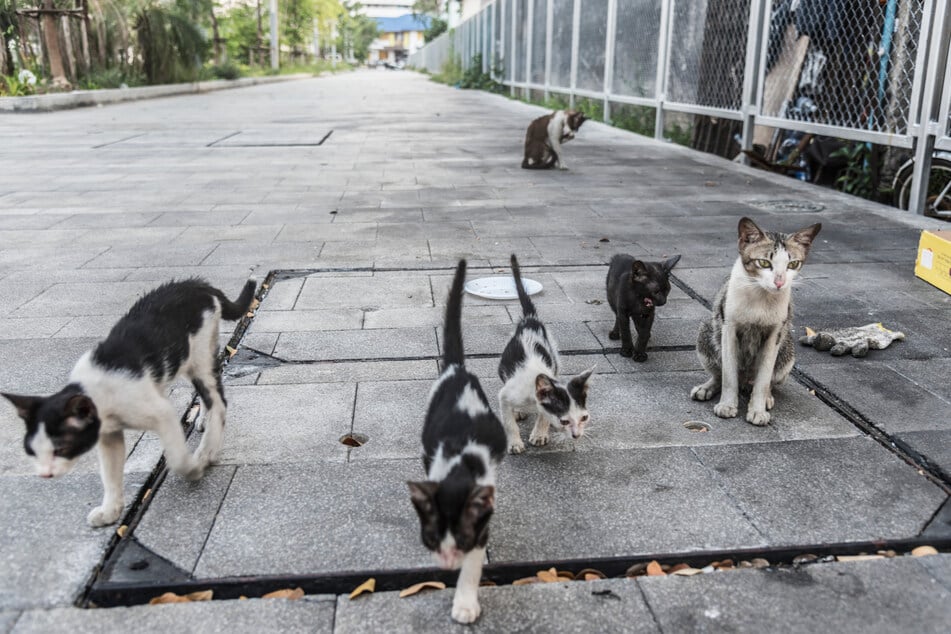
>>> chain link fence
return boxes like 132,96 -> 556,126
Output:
409,0 -> 951,215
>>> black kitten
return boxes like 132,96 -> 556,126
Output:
407,260 -> 507,624
606,254 -> 681,361
2,278 -> 256,527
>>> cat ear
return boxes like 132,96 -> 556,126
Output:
662,254 -> 682,272
630,260 -> 648,278
535,374 -> 555,401
407,481 -> 438,512
465,485 -> 495,521
1,392 -> 41,421
64,395 -> 97,429
737,217 -> 764,244
791,223 -> 822,248
570,366 -> 596,390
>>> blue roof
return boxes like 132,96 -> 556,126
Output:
376,14 -> 430,33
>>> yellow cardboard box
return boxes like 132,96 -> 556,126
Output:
915,230 -> 951,296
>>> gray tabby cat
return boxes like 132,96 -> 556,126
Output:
691,217 -> 821,426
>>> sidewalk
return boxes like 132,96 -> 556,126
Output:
0,69 -> 949,633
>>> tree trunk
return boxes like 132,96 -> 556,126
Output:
210,6 -> 221,64
80,0 -> 91,72
62,15 -> 77,81
41,0 -> 70,88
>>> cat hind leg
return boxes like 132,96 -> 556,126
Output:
498,389 -> 525,454
690,377 -> 721,401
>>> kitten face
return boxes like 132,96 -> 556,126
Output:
408,481 -> 494,570
3,389 -> 100,478
560,110 -> 587,140
535,368 -> 594,438
737,217 -> 821,293
630,255 -> 681,309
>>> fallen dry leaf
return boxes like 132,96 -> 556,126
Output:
536,567 -> 561,583
912,545 -> 938,557
479,580 -> 497,587
246,311 -> 255,318
646,561 -> 665,576
143,488 -> 152,501
667,563 -> 690,574
225,346 -> 238,358
711,559 -> 734,570
116,525 -> 128,538
249,299 -> 261,311
512,576 -> 538,586
805,326 -> 817,337
584,573 -> 601,581
750,558 -> 770,569
239,596 -> 248,600
625,562 -> 649,577
671,567 -> 703,576
261,283 -> 270,290
576,568 -> 606,580
836,555 -> 883,562
398,581 -> 446,598
349,578 -> 376,599
148,590 -> 213,605
262,587 -> 305,600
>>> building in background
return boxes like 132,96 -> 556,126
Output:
361,0 -> 415,19
368,14 -> 430,66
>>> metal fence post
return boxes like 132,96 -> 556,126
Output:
511,0 -> 518,96
602,0 -> 618,122
654,0 -> 673,139
908,0 -> 948,215
740,0 -> 767,160
526,0 -> 534,98
544,0 -> 553,101
490,2 -> 497,79
569,0 -> 581,108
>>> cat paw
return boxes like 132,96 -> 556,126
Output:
87,503 -> 123,527
619,347 -> 634,358
746,409 -> 771,426
690,384 -> 717,401
558,165 -> 569,171
765,393 -> 775,410
713,402 -> 738,419
632,351 -> 648,362
528,430 -> 549,447
608,329 -> 620,340
451,599 -> 481,624
508,440 -> 526,454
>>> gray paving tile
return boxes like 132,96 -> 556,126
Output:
295,275 -> 433,310
888,358 -> 951,402
895,431 -> 951,477
638,557 -> 951,634
334,578 -> 658,634
0,612 -> 18,634
12,281 -> 159,318
438,322 -> 602,357
693,437 -> 947,544
249,309 -> 364,333
193,461 -> 425,577
363,305 -> 511,329
218,384 -> 355,465
135,466 -> 237,573
257,360 -> 438,385
12,597 -> 335,634
0,472 -> 147,610
274,328 -> 438,361
491,448 -> 765,564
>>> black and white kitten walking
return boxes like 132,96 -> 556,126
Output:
408,260 -> 506,624
498,255 -> 594,453
691,217 -> 820,426
3,278 -> 256,527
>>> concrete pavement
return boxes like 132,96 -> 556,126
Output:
1,69 -> 949,632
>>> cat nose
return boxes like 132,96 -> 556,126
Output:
774,278 -> 785,289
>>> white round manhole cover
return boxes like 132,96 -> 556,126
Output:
465,276 -> 543,300
748,200 -> 825,212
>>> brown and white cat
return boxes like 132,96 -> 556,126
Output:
690,217 -> 821,426
521,110 -> 587,170
2,278 -> 256,526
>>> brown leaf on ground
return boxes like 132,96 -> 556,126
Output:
512,576 -> 538,586
262,587 -> 305,600
116,525 -> 128,538
711,559 -> 734,569
671,567 -> 703,576
349,578 -> 376,599
575,568 -> 606,580
479,580 -> 497,587
646,561 -> 665,576
625,563 -> 649,577
537,567 -> 561,583
187,590 -> 213,602
836,555 -> 883,562
750,558 -> 770,569
667,563 -> 690,574
398,581 -> 446,598
148,590 -> 213,605
912,546 -> 938,557
225,346 -> 238,358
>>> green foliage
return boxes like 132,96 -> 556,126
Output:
0,74 -> 32,97
458,54 -> 503,92
833,142 -> 876,200
609,104 -> 655,137
135,3 -> 209,85
337,2 -> 377,62
283,0 -> 316,56
424,17 -> 447,42
221,2 -> 264,65
208,61 -> 242,80
77,66 -> 146,90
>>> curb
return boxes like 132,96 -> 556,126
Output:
0,73 -> 316,113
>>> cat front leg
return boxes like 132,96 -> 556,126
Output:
631,313 -> 654,362
151,398 -> 204,480
451,547 -> 485,624
88,431 -> 126,527
498,391 -> 525,454
528,414 -> 550,447
617,310 -> 636,358
714,322 -> 739,418
608,311 -> 621,340
747,327 -> 782,426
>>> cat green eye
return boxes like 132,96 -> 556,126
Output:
787,260 -> 802,270
756,259 -> 772,269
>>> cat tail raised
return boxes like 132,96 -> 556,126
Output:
218,279 -> 258,321
443,260 -> 468,367
510,254 -> 536,317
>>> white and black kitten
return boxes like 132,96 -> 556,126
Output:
606,253 -> 681,361
691,217 -> 821,425
498,254 -> 594,453
521,109 -> 587,170
2,278 -> 256,527
408,260 -> 507,624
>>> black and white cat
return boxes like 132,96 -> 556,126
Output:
521,109 -> 587,170
606,253 -> 681,361
408,260 -> 506,624
691,217 -> 821,425
498,254 -> 594,453
2,278 -> 256,527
